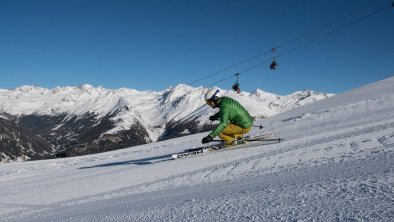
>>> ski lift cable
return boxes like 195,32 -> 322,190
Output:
189,2 -> 388,85
275,1 -> 385,50
185,49 -> 273,87
189,2 -> 394,93
187,3 -> 388,85
236,3 -> 393,75
154,2 -> 390,93
131,3 -> 392,111
175,2 -> 391,89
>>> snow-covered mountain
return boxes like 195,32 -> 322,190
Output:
0,77 -> 392,221
0,117 -> 53,161
0,84 -> 332,161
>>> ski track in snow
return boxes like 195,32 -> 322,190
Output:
1,152 -> 392,222
0,77 -> 394,221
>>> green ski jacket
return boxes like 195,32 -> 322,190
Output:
208,97 -> 253,138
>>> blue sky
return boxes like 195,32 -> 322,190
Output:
0,0 -> 393,95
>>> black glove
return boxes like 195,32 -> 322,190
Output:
209,116 -> 218,121
209,114 -> 219,121
202,135 -> 213,144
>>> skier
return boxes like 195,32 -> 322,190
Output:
202,87 -> 254,147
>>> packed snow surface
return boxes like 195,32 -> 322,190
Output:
0,77 -> 393,221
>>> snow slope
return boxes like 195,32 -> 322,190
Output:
0,77 -> 393,221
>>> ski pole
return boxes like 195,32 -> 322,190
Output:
252,125 -> 264,129
211,138 -> 282,142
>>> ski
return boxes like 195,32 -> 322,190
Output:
171,133 -> 281,159
211,133 -> 281,143
171,146 -> 216,159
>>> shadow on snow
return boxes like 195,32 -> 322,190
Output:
78,154 -> 173,169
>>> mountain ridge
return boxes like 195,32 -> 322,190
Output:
0,84 -> 333,161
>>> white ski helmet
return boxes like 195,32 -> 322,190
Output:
204,87 -> 221,101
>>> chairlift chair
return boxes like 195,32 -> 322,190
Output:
232,73 -> 241,93
270,60 -> 278,70
232,83 -> 241,93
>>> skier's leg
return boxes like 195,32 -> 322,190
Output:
219,124 -> 251,144
219,123 -> 239,144
219,132 -> 234,145
234,127 -> 251,141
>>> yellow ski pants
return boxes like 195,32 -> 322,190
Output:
219,123 -> 251,144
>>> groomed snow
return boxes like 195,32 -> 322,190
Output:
0,77 -> 393,221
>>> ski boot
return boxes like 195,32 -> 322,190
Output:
233,136 -> 247,145
218,136 -> 246,149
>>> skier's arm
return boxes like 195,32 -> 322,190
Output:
208,109 -> 229,138
209,112 -> 220,121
